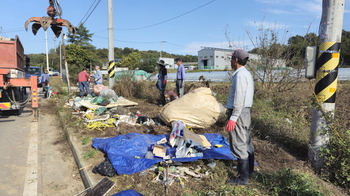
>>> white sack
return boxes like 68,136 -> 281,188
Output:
159,87 -> 226,129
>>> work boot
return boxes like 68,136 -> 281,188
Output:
248,152 -> 255,175
227,158 -> 249,185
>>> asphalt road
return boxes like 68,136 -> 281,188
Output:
0,92 -> 84,196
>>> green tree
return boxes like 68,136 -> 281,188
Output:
287,33 -> 318,67
119,52 -> 141,70
26,53 -> 46,69
66,23 -> 95,51
341,30 -> 350,67
66,44 -> 94,76
139,57 -> 158,73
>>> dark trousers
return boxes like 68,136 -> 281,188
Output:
159,90 -> 166,105
79,81 -> 91,97
176,79 -> 184,98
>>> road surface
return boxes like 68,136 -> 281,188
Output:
0,93 -> 84,196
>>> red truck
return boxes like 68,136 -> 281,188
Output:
0,35 -> 38,118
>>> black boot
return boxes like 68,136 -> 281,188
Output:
228,158 -> 249,185
248,152 -> 255,175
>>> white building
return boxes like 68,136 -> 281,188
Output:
197,47 -> 259,70
159,57 -> 175,69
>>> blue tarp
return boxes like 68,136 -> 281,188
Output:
92,133 -> 237,175
113,190 -> 144,196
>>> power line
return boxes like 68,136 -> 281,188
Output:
115,0 -> 216,30
0,27 -> 8,37
94,35 -> 159,44
79,0 -> 102,26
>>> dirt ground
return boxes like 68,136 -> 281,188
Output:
38,98 -> 84,195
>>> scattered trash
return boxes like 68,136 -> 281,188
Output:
145,151 -> 154,159
92,157 -> 116,177
100,88 -> 118,103
207,159 -> 217,169
157,137 -> 167,145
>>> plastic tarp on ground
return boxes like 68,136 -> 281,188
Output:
114,70 -> 149,82
92,133 -> 237,175
113,190 -> 144,196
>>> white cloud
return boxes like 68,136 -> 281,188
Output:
256,0 -> 322,16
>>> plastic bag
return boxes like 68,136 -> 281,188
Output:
92,157 -> 116,177
90,96 -> 103,105
100,89 -> 118,102
93,84 -> 108,95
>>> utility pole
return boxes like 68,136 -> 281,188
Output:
59,42 -> 62,75
108,0 -> 115,89
45,31 -> 49,72
62,34 -> 71,94
160,41 -> 166,59
309,0 -> 345,170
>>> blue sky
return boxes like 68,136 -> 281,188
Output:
1,0 -> 349,56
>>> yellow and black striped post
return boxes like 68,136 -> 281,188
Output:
108,60 -> 115,79
314,42 -> 341,103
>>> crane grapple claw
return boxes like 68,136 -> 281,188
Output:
24,16 -> 76,37
24,1 -> 76,37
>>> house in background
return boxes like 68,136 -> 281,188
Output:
158,57 -> 175,69
197,47 -> 259,70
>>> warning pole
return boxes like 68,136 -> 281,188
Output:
108,60 -> 115,80
108,0 -> 115,89
309,0 -> 345,170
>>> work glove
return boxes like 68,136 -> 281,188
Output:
226,120 -> 236,132
163,80 -> 167,84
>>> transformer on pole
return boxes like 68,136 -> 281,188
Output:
308,0 -> 345,170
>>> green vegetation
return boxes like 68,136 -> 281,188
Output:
81,136 -> 92,145
82,149 -> 98,160
256,169 -> 325,196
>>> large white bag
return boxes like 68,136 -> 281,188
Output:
159,87 -> 226,129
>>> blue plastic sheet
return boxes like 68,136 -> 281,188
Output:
112,189 -> 144,196
92,133 -> 237,175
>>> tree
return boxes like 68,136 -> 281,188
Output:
26,53 -> 46,69
66,23 -> 95,51
139,57 -> 158,73
66,44 -> 94,76
341,30 -> 350,67
245,21 -> 304,92
119,52 -> 141,70
287,33 -> 318,67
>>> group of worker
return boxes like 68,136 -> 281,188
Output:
77,66 -> 102,97
78,49 -> 255,186
156,49 -> 255,186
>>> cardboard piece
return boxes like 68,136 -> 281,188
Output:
153,145 -> 167,158
183,127 -> 211,148
78,97 -> 138,110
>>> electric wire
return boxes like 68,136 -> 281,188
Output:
79,0 -> 102,26
115,0 -> 216,30
79,0 -> 99,25
0,27 -> 9,37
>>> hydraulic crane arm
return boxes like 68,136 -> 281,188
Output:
24,0 -> 76,38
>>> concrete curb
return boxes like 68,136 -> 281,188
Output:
58,111 -> 93,190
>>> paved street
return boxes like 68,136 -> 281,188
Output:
0,93 -> 84,196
